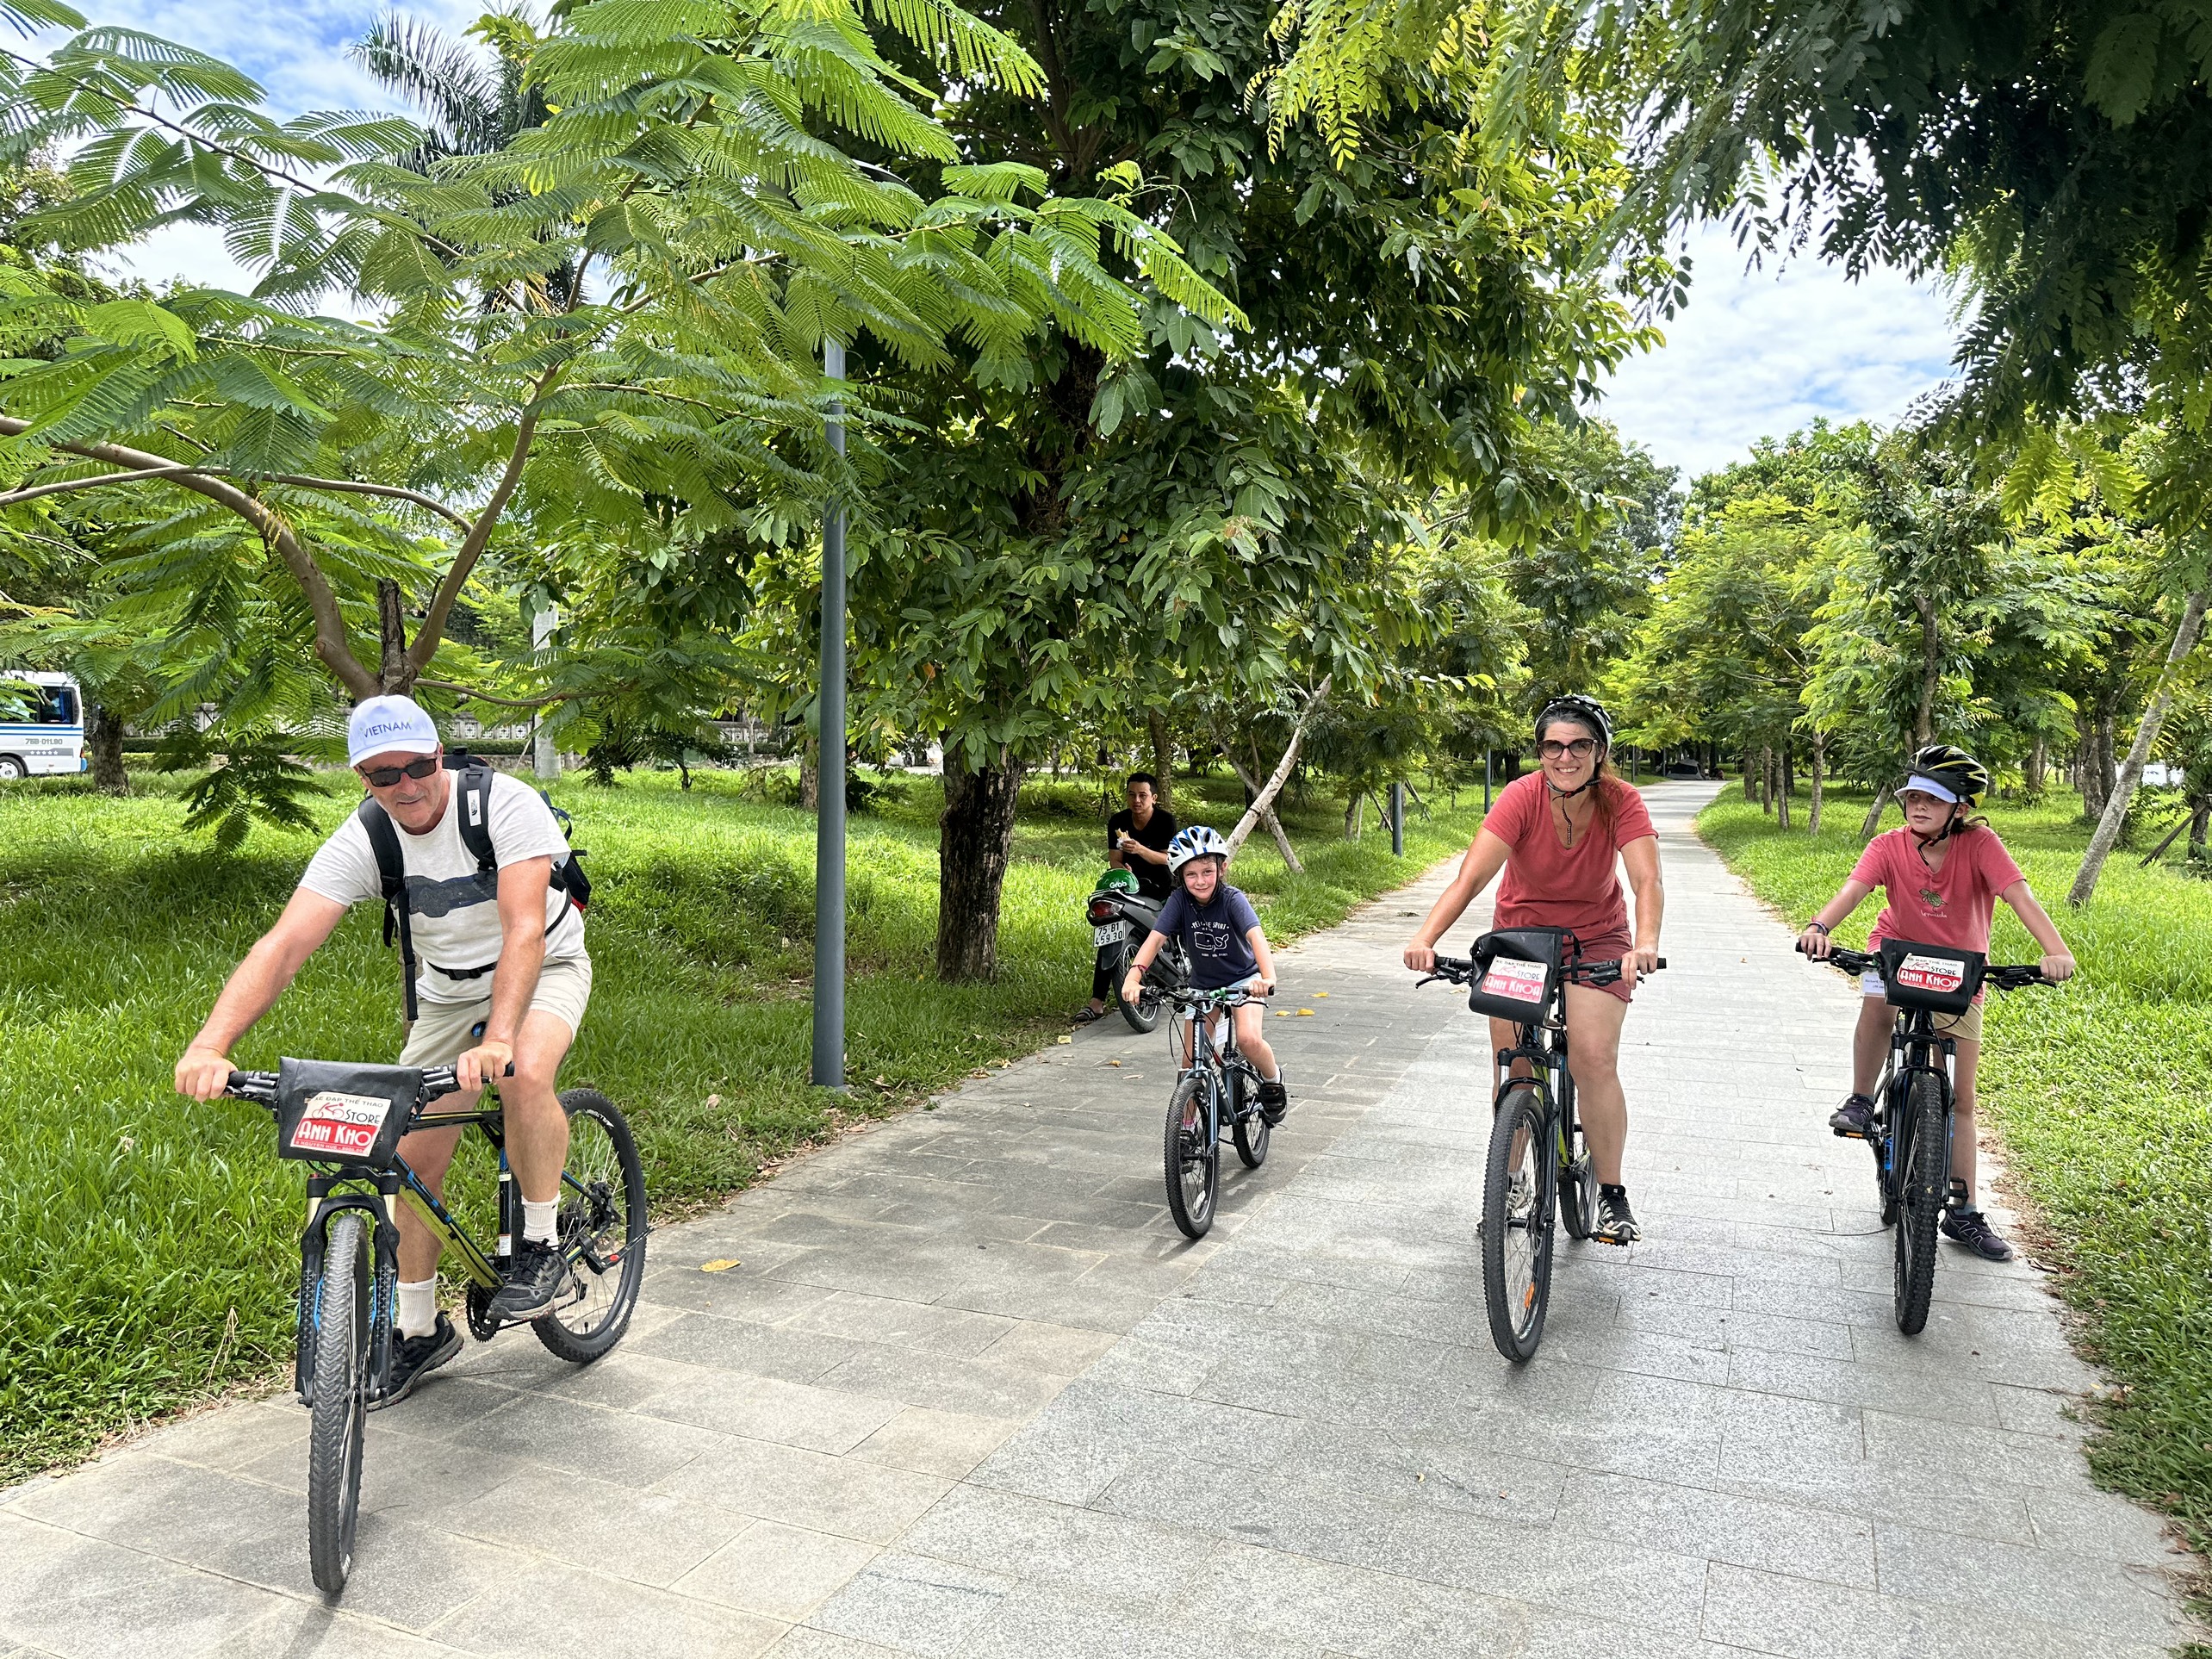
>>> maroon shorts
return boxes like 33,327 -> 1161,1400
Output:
1570,929 -> 1636,1004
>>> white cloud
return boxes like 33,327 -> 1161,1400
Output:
1592,222 -> 1960,483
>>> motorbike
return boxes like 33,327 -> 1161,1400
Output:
1086,869 -> 1188,1033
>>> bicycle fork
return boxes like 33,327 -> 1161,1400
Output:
295,1174 -> 401,1408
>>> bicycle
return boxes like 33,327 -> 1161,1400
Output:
1799,939 -> 2049,1333
1160,985 -> 1276,1238
1418,929 -> 1662,1363
221,1057 -> 648,1593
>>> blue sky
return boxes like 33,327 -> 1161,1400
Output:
63,0 -> 1960,486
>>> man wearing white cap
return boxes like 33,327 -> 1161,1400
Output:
175,694 -> 591,1402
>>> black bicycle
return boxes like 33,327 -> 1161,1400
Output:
1799,940 -> 2049,1333
1420,929 -> 1662,1362
1161,985 -> 1276,1238
221,1059 -> 647,1592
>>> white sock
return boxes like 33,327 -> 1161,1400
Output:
396,1278 -> 438,1339
521,1197 -> 560,1246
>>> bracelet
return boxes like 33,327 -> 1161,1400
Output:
1805,921 -> 1830,935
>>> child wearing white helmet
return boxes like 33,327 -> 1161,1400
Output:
1121,826 -> 1288,1122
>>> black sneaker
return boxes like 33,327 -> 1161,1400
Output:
1941,1206 -> 2015,1262
489,1238 -> 575,1323
373,1312 -> 462,1410
1257,1078 -> 1289,1126
1829,1094 -> 1878,1138
1593,1184 -> 1640,1246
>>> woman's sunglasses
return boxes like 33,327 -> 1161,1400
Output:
359,755 -> 441,787
1537,738 -> 1597,761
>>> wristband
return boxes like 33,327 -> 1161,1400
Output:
1805,921 -> 1830,935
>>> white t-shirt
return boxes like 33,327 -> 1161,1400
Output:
301,769 -> 587,1004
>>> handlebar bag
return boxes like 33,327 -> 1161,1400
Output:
1876,939 -> 1985,1015
1465,927 -> 1569,1022
275,1058 -> 423,1167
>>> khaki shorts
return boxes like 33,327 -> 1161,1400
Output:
399,954 -> 593,1066
1861,981 -> 1981,1043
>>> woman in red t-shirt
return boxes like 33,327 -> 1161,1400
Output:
1404,695 -> 1664,1244
1799,744 -> 2076,1263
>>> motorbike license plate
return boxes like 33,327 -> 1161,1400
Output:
1092,924 -> 1123,947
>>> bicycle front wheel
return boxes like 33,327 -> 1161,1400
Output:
534,1089 -> 649,1364
1164,1073 -> 1219,1239
1230,1067 -> 1270,1169
1893,1072 -> 1947,1335
306,1209 -> 370,1594
1482,1082 -> 1556,1363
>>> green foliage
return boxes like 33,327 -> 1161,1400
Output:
171,738 -> 329,851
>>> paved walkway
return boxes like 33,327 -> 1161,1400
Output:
2,782 -> 2197,1657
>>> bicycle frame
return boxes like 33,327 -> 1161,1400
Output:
1873,1009 -> 1960,1211
1174,991 -> 1262,1142
1491,995 -> 1576,1168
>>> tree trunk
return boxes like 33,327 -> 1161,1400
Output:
799,736 -> 819,811
1146,709 -> 1174,811
2075,716 -> 2107,821
2097,711 -> 2118,812
1913,591 -> 1939,747
1344,792 -> 1363,840
1858,781 -> 1892,842
936,746 -> 1027,980
1742,753 -> 1757,802
1776,743 -> 1792,830
1226,675 -> 1330,858
376,577 -> 413,695
1807,732 -> 1824,836
2070,585 -> 2211,907
1761,746 -> 1774,813
2025,736 -> 2047,800
1226,756 -> 1303,873
87,703 -> 127,795
2190,797 -> 2210,862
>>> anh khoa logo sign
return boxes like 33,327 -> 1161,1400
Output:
1480,957 -> 1549,1003
1895,954 -> 1967,995
289,1090 -> 395,1157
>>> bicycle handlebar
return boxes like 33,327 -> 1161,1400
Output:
222,1061 -> 513,1108
1414,954 -> 1665,991
1793,941 -> 2051,991
1166,985 -> 1271,1010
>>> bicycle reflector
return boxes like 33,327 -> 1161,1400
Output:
1876,940 -> 1985,1015
1464,928 -> 1566,1022
275,1059 -> 423,1167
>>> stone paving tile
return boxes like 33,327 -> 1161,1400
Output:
5,782 -> 2196,1657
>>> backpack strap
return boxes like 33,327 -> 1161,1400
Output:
356,797 -> 419,1022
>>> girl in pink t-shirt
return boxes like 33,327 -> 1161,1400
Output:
1798,745 -> 2077,1262
1405,694 -> 1664,1246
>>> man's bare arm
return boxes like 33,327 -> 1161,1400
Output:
176,888 -> 349,1098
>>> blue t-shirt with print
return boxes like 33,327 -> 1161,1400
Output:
1156,883 -> 1264,989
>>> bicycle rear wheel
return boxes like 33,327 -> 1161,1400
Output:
1893,1072 -> 1947,1334
1164,1073 -> 1219,1239
534,1089 -> 649,1364
306,1210 -> 370,1594
1481,1083 -> 1556,1362
1230,1067 -> 1270,1169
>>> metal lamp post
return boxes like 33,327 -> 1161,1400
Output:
811,339 -> 848,1090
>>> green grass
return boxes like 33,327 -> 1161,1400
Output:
0,763 -> 1484,1483
1702,786 -> 2212,1605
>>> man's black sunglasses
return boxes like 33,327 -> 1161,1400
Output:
359,755 -> 440,787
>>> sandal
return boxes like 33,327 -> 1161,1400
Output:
1072,1005 -> 1106,1025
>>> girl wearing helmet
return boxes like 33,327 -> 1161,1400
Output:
1799,744 -> 2077,1261
1403,695 -> 1665,1245
1122,826 -> 1288,1122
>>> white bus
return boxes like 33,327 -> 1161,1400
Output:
0,672 -> 89,780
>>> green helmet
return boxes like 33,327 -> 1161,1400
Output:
1094,867 -> 1140,895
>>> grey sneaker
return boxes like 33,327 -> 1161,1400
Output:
488,1239 -> 575,1323
373,1312 -> 461,1410
1593,1184 -> 1641,1246
1829,1094 -> 1878,1138
1941,1207 -> 2015,1262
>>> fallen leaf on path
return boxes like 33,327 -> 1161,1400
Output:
1056,1035 -> 1072,1044
700,1259 -> 740,1273
1315,991 -> 1330,997
1297,1009 -> 1315,1016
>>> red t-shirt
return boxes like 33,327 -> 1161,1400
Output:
1482,773 -> 1656,941
1850,824 -> 2025,954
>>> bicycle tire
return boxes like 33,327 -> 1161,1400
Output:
1556,1074 -> 1594,1240
1481,1083 -> 1555,1363
1163,1073 -> 1219,1239
1115,939 -> 1161,1034
1230,1067 -> 1270,1169
305,1210 -> 370,1594
1893,1072 -> 1947,1334
534,1089 -> 649,1364
1873,1062 -> 1898,1224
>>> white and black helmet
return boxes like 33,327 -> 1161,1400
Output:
1166,824 -> 1232,885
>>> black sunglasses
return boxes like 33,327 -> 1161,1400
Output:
359,755 -> 440,787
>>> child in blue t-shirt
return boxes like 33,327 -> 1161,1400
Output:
1122,826 -> 1288,1122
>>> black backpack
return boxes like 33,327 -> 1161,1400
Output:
358,753 -> 591,1020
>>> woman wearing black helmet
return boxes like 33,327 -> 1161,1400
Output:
1404,694 -> 1665,1244
1799,744 -> 2078,1261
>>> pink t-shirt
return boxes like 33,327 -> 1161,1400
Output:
1850,824 -> 2025,954
1482,773 -> 1656,941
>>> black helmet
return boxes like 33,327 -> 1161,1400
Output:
1535,694 -> 1612,751
1904,743 -> 1991,810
